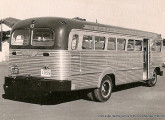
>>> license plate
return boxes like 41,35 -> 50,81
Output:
41,69 -> 51,77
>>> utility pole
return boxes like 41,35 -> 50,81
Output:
0,19 -> 3,51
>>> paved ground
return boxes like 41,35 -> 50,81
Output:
0,62 -> 165,120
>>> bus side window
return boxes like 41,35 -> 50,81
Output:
117,38 -> 126,51
135,40 -> 142,51
156,41 -> 161,52
151,41 -> 161,52
82,35 -> 93,50
71,34 -> 79,50
95,36 -> 105,50
127,39 -> 134,51
151,42 -> 156,51
107,37 -> 116,50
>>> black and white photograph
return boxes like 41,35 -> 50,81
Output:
0,0 -> 165,120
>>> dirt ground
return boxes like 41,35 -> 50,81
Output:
0,62 -> 165,120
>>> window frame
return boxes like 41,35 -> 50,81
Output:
71,34 -> 79,50
107,37 -> 116,50
127,39 -> 135,51
117,38 -> 126,51
135,40 -> 143,51
68,29 -> 146,52
151,40 -> 162,52
82,34 -> 94,50
94,36 -> 106,50
78,31 -> 107,51
11,28 -> 30,46
31,28 -> 55,47
10,28 -> 56,49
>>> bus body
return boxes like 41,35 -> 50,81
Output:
3,17 -> 163,102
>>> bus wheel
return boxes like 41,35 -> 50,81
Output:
94,75 -> 113,102
147,71 -> 157,87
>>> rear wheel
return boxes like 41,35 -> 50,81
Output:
147,71 -> 157,87
94,75 -> 113,102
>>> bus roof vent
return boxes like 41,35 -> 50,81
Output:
73,17 -> 86,21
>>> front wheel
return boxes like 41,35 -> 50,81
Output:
94,75 -> 113,102
147,71 -> 157,87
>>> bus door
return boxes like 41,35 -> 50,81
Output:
143,39 -> 150,80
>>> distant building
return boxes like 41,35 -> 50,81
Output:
0,17 -> 21,51
1,17 -> 20,28
0,17 -> 20,60
0,31 -> 10,42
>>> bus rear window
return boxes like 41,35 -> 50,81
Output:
11,29 -> 29,46
32,29 -> 54,46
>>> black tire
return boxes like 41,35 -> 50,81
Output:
94,75 -> 113,102
147,71 -> 157,87
86,90 -> 95,101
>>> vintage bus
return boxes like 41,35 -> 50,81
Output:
3,17 -> 163,102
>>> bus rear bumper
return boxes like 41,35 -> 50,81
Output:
3,76 -> 71,98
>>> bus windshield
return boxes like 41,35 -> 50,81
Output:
11,29 -> 30,46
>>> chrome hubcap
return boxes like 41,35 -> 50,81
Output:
101,80 -> 111,98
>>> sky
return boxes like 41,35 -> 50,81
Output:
1,0 -> 165,37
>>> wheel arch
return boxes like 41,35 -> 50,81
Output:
98,68 -> 116,88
